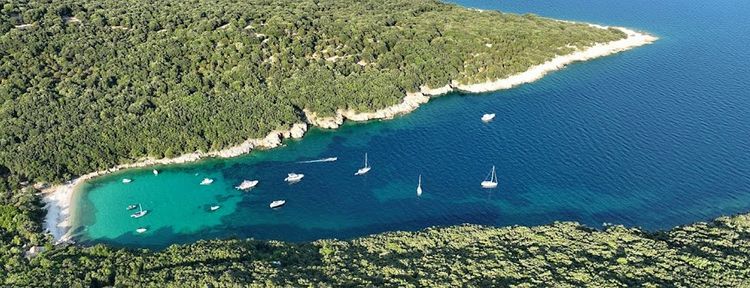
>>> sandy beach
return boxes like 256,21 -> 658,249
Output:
43,25 -> 657,242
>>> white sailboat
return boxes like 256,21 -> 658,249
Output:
417,174 -> 423,197
481,166 -> 498,189
235,180 -> 259,190
136,227 -> 147,233
200,178 -> 214,185
130,204 -> 148,218
210,205 -> 220,211
284,173 -> 304,182
153,169 -> 159,176
481,113 -> 496,122
122,178 -> 132,184
354,153 -> 371,175
270,200 -> 286,209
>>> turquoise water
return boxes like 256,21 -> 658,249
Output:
72,0 -> 750,248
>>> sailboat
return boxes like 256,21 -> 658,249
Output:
122,178 -> 132,184
210,205 -> 220,211
354,153 -> 371,175
417,174 -> 423,197
130,204 -> 148,218
481,166 -> 498,189
136,227 -> 147,233
153,169 -> 159,176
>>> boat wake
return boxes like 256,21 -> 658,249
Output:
297,157 -> 338,164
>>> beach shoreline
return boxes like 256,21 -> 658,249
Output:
42,26 -> 657,243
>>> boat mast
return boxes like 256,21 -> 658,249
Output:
417,174 -> 423,196
364,153 -> 368,168
491,166 -> 497,183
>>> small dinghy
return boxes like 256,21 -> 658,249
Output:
235,180 -> 259,190
136,227 -> 147,233
284,173 -> 304,183
200,178 -> 214,185
481,113 -> 496,122
153,169 -> 159,176
210,205 -> 220,211
122,178 -> 132,184
126,204 -> 138,210
270,200 -> 286,209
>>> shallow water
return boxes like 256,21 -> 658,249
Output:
72,0 -> 750,248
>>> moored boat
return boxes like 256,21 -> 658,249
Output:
284,173 -> 304,182
136,227 -> 147,233
122,178 -> 132,184
126,204 -> 137,210
481,113 -> 496,122
481,165 -> 498,189
270,200 -> 286,209
235,180 -> 259,190
130,204 -> 148,218
153,169 -> 159,175
210,205 -> 220,211
200,178 -> 214,185
354,153 -> 371,175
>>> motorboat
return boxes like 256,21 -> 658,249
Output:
284,173 -> 304,182
235,180 -> 259,190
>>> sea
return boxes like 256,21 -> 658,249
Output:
70,0 -> 750,248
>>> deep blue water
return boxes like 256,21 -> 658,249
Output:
73,0 -> 750,248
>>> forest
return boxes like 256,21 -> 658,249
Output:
0,0 -> 625,184
1,186 -> 749,286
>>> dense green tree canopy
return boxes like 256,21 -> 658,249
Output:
0,0 -> 624,183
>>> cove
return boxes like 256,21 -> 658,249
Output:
71,0 -> 750,248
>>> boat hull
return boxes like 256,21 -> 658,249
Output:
481,181 -> 498,189
130,211 -> 148,218
354,167 -> 371,175
284,174 -> 304,182
235,180 -> 259,190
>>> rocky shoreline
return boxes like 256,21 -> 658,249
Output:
42,25 -> 657,242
